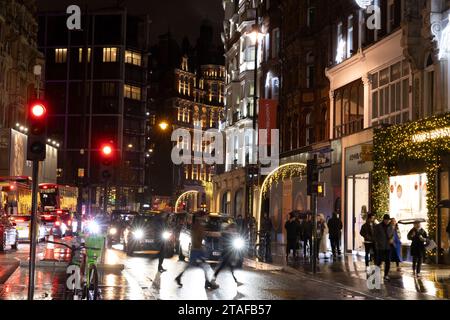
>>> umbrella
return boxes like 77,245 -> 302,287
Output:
398,218 -> 426,225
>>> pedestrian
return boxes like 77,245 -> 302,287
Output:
212,223 -> 240,284
374,214 -> 394,281
175,215 -> 219,290
295,214 -> 304,254
407,221 -> 428,276
157,214 -> 169,273
328,212 -> 343,257
360,213 -> 376,267
315,214 -> 326,260
302,213 -> 313,258
236,214 -> 244,235
261,212 -> 273,262
390,218 -> 402,271
285,212 -> 300,262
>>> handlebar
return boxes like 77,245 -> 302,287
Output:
44,240 -> 100,252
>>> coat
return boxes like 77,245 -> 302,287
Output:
328,217 -> 342,239
360,222 -> 375,243
407,227 -> 428,257
320,222 -> 329,253
374,223 -> 394,251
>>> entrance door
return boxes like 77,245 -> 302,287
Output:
346,173 -> 370,252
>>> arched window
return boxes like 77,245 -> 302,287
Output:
306,51 -> 315,89
306,112 -> 314,145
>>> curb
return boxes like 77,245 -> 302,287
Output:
243,258 -> 284,271
19,260 -> 68,269
0,258 -> 20,284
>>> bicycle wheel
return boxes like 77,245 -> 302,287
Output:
86,264 -> 99,300
254,243 -> 265,261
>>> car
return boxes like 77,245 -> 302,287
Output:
106,210 -> 139,248
178,213 -> 246,266
10,215 -> 46,242
0,214 -> 18,251
39,211 -> 72,238
123,213 -> 175,257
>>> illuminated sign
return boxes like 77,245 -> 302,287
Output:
411,126 -> 450,143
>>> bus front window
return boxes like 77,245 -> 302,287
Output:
40,192 -> 57,209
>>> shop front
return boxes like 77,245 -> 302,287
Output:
373,114 -> 450,264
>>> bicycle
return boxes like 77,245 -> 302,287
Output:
45,236 -> 102,300
254,231 -> 270,262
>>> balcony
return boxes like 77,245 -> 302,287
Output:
334,117 -> 364,139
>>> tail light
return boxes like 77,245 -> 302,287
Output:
56,210 -> 63,214
55,221 -> 61,227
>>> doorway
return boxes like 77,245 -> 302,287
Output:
346,173 -> 370,252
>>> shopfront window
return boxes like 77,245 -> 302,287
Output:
389,173 -> 428,244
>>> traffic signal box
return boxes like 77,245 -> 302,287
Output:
27,100 -> 48,161
100,143 -> 115,181
307,158 -> 325,197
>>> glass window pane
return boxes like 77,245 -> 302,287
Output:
379,90 -> 384,116
402,111 -> 409,123
402,79 -> 409,110
390,84 -> 396,114
371,73 -> 378,89
391,62 -> 401,81
395,82 -> 401,111
384,87 -> 389,115
372,91 -> 378,119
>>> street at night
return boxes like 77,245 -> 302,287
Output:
2,0 -> 450,314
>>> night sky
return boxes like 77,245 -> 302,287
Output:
37,0 -> 224,44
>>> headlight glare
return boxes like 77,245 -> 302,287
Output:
233,237 -> 245,250
133,229 -> 144,239
162,231 -> 172,240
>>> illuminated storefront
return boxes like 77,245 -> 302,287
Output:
373,114 -> 450,263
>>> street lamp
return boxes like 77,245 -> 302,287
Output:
158,121 -> 169,131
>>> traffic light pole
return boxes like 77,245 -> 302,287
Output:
311,192 -> 318,274
103,179 -> 109,214
27,160 -> 39,300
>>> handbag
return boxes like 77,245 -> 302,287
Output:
425,239 -> 437,251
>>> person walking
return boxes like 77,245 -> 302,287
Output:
302,213 -> 313,258
390,218 -> 402,271
360,213 -> 376,267
407,221 -> 428,276
261,212 -> 273,262
175,215 -> 219,290
236,214 -> 244,235
285,212 -> 300,262
212,223 -> 240,284
318,214 -> 329,259
328,212 -> 343,257
315,214 -> 326,260
157,214 -> 168,273
374,214 -> 394,281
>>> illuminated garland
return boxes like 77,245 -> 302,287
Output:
372,113 -> 450,240
261,164 -> 306,198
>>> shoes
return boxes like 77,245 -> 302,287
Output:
175,276 -> 183,287
205,280 -> 219,290
158,267 -> 167,273
383,276 -> 390,281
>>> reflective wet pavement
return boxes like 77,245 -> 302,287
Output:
1,242 -> 450,300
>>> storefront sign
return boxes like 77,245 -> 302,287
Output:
411,126 -> 450,143
345,143 -> 373,176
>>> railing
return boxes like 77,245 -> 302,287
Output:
334,117 -> 364,139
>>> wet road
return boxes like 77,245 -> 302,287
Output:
1,242 -> 449,300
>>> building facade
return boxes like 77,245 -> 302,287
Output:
38,8 -> 150,213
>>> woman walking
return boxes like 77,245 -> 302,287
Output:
407,221 -> 428,276
318,214 -> 329,260
390,218 -> 402,271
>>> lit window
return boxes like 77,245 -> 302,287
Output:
103,48 -> 118,62
55,48 -> 67,63
78,48 -> 91,63
124,84 -> 141,100
125,50 -> 142,66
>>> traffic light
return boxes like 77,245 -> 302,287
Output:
307,159 -> 319,196
27,100 -> 48,161
100,142 -> 115,181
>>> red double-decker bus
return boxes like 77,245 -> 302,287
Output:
39,183 -> 78,213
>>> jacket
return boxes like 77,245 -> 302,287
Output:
407,227 -> 427,257
374,223 -> 394,250
360,222 -> 375,243
328,217 -> 342,238
285,220 -> 300,242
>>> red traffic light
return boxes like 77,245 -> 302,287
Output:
101,144 -> 113,156
30,103 -> 46,118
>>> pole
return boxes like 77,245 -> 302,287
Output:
27,160 -> 39,300
311,154 -> 318,274
103,180 -> 108,214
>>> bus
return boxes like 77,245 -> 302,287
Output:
0,176 -> 32,215
39,183 -> 78,213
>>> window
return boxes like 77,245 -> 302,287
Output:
336,23 -> 345,63
101,82 -> 116,97
124,84 -> 141,100
125,50 -> 142,66
78,48 -> 91,63
55,48 -> 67,63
306,113 -> 314,145
103,48 -> 118,62
307,0 -> 315,27
333,79 -> 364,138
371,60 -> 411,125
306,52 -> 315,89
347,15 -> 354,58
264,33 -> 270,61
271,28 -> 280,58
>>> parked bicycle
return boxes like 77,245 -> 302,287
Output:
45,236 -> 102,300
254,231 -> 270,262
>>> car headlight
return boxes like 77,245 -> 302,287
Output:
162,231 -> 172,241
133,229 -> 144,239
232,237 -> 245,250
88,221 -> 100,234
109,227 -> 118,235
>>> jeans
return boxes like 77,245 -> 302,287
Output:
330,236 -> 341,255
364,243 -> 375,267
412,255 -> 423,274
376,249 -> 391,277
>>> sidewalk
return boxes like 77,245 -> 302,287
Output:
0,258 -> 20,284
246,243 -> 450,300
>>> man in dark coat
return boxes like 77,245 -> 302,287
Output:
407,221 -> 428,276
328,212 -> 343,257
374,214 -> 394,281
261,213 -> 273,262
360,213 -> 376,267
285,212 -> 300,262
